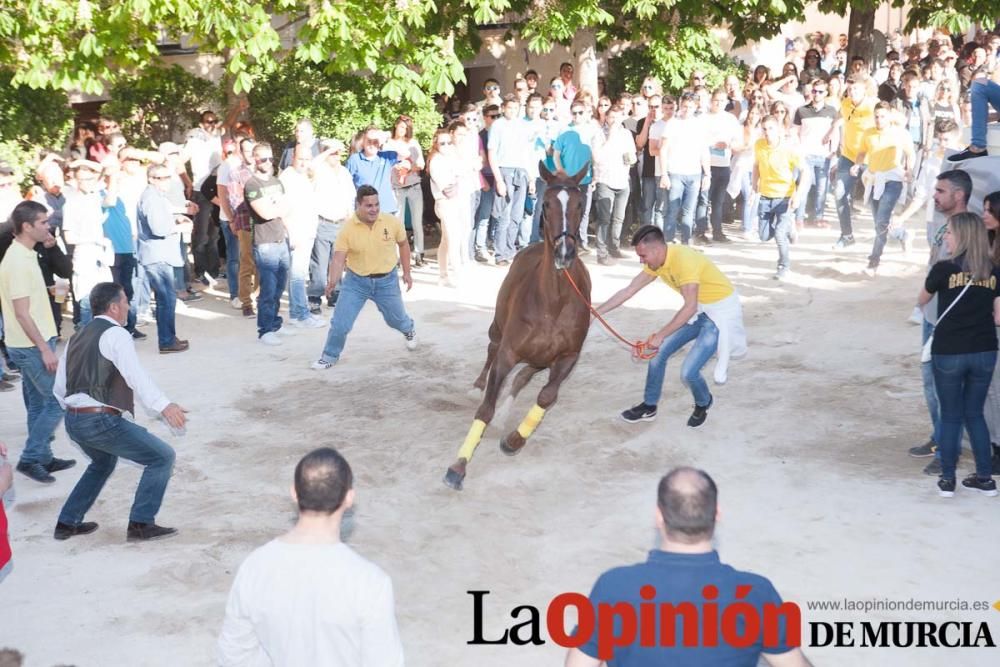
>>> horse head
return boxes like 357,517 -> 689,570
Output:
539,162 -> 588,270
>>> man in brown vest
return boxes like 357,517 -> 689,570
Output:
53,282 -> 187,541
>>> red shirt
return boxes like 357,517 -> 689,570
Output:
0,501 -> 11,570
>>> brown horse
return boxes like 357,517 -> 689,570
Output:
443,163 -> 591,490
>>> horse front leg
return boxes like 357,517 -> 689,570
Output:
500,354 -> 579,456
444,348 -> 518,490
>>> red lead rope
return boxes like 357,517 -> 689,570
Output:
561,269 -> 659,360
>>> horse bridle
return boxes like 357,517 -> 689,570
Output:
545,184 -> 583,246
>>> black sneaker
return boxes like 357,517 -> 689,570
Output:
131,329 -> 147,341
923,458 -> 942,476
947,146 -> 988,162
909,440 -> 936,458
687,395 -> 714,428
620,403 -> 657,423
45,457 -> 77,473
992,447 -> 1000,475
474,252 -> 489,264
126,521 -> 178,542
692,233 -> 712,246
309,302 -> 322,316
832,235 -> 856,250
938,477 -> 956,498
608,248 -> 625,259
961,474 -> 998,497
53,521 -> 99,541
712,235 -> 733,244
16,462 -> 55,484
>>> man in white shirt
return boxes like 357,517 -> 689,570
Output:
52,282 -> 186,542
592,105 -> 637,264
62,160 -> 114,324
659,92 -> 710,244
185,111 -> 224,285
310,138 -> 357,314
217,447 -> 405,667
793,78 -> 839,227
488,95 -> 532,265
698,90 -> 742,244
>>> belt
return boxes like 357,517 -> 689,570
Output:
318,216 -> 345,225
67,406 -> 122,416
352,270 -> 392,279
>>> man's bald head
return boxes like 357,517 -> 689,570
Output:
294,447 -> 353,514
657,467 -> 718,543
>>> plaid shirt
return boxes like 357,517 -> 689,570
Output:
228,165 -> 254,232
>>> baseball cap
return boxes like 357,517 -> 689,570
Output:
319,138 -> 345,153
0,160 -> 14,176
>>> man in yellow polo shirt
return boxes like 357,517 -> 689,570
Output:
596,225 -> 746,428
827,76 -> 876,249
310,185 -> 417,370
754,114 -> 808,281
0,201 -> 74,483
851,101 -> 915,276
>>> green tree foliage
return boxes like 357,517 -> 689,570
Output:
607,31 -> 747,98
248,62 -> 441,151
102,66 -> 225,147
0,70 -> 74,186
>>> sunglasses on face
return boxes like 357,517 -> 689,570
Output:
256,157 -> 273,164
150,175 -> 170,181
487,114 -> 500,119
812,89 -> 827,94
438,140 -> 452,146
542,107 -> 556,112
572,110 -> 586,116
551,83 -> 563,89
485,85 -> 499,91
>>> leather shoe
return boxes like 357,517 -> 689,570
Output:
54,521 -> 99,541
16,462 -> 55,484
127,521 -> 178,541
159,339 -> 190,354
45,457 -> 77,473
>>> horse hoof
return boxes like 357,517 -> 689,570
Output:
500,436 -> 524,456
443,467 -> 465,491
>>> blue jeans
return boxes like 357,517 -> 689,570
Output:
757,196 -> 793,270
220,222 -> 240,300
932,351 -> 997,479
738,170 -> 759,233
666,174 -> 700,243
253,241 -> 290,337
143,262 -> 178,348
969,80 -> 1000,149
834,155 -> 857,237
111,253 -> 138,333
320,269 -> 414,363
58,412 -> 175,525
474,186 -> 496,254
643,313 -> 718,407
869,179 -> 904,265
531,177 -> 546,243
804,155 -> 831,222
492,167 -> 529,262
289,243 -> 311,321
640,176 -> 659,228
921,320 -> 942,448
705,166 -> 730,238
8,340 -> 64,466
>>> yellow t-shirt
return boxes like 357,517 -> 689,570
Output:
334,212 -> 407,276
754,138 -> 801,199
642,245 -> 734,305
861,126 -> 914,173
0,241 -> 57,347
840,98 -> 876,163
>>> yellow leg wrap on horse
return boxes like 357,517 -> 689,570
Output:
516,404 -> 546,439
458,419 -> 487,461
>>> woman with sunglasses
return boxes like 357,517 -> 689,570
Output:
385,115 -> 427,267
931,80 -> 961,129
596,95 -> 613,126
427,127 -> 466,288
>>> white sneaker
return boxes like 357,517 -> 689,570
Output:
274,326 -> 296,336
405,330 -> 418,351
309,314 -> 327,327
259,332 -> 282,346
230,297 -> 242,309
291,316 -> 326,329
310,358 -> 335,371
908,306 -> 923,326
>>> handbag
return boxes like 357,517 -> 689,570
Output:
921,281 -> 972,362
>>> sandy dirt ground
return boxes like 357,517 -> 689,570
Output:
2,213 -> 999,667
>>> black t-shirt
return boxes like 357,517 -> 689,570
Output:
636,117 -> 656,178
925,259 -> 1000,355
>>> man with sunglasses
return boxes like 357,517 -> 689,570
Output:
137,164 -> 191,354
243,143 -> 291,346
480,78 -> 503,110
658,92 -> 710,245
793,79 -> 838,227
